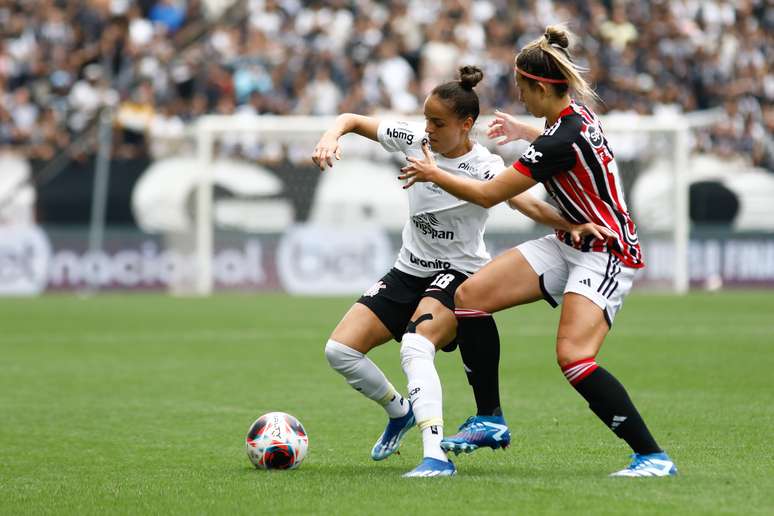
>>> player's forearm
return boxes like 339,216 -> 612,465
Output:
431,169 -> 502,208
326,113 -> 378,142
522,124 -> 543,142
512,197 -> 572,230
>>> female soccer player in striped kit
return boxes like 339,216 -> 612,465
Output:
400,26 -> 677,477
313,66 -> 608,477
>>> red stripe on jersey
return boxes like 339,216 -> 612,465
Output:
555,172 -> 602,225
567,149 -> 622,234
513,161 -> 532,178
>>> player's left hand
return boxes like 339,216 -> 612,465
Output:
569,223 -> 616,244
399,142 -> 440,189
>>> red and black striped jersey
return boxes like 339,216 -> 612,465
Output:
512,101 -> 644,268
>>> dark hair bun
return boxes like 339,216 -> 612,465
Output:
458,65 -> 483,90
544,25 -> 569,49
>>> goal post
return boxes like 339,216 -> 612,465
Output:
191,113 -> 708,296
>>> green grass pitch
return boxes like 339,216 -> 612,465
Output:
1,292 -> 773,514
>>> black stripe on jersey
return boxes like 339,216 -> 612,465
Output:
580,234 -> 594,252
575,141 -> 635,247
605,281 -> 619,299
546,179 -> 587,224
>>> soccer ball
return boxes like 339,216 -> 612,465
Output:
245,412 -> 309,470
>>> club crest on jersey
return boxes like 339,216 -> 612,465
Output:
521,145 -> 543,164
386,127 -> 414,145
585,123 -> 604,148
412,213 -> 454,240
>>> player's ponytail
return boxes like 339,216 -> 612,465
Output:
431,65 -> 483,121
515,24 -> 599,103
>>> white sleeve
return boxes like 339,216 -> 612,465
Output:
377,120 -> 426,154
481,153 -> 506,181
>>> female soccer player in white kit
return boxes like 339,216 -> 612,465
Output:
313,66 -> 608,477
399,28 -> 677,477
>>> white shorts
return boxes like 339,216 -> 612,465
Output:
516,235 -> 638,326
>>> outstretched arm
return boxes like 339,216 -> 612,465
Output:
399,142 -> 535,208
312,114 -> 380,170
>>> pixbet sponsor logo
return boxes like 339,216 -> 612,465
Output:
458,161 -> 478,174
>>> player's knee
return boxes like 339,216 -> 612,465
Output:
324,339 -> 360,373
555,336 -> 593,368
400,335 -> 435,369
408,312 -> 456,347
454,283 -> 470,308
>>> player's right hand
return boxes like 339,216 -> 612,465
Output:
569,223 -> 616,244
487,110 -> 533,145
312,135 -> 341,170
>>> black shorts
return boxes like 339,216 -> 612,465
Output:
357,268 -> 469,341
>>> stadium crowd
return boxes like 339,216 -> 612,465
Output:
0,0 -> 771,170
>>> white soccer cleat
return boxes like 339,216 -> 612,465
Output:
610,452 -> 677,477
402,457 -> 456,478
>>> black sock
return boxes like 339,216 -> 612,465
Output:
456,316 -> 502,417
564,360 -> 661,455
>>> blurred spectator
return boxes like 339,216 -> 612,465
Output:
149,0 -> 186,34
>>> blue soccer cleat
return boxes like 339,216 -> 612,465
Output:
609,452 -> 678,477
440,415 -> 511,455
402,457 -> 456,477
370,404 -> 415,461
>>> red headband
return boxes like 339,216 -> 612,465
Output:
515,66 -> 568,84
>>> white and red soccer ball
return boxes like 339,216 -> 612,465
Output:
245,412 -> 308,470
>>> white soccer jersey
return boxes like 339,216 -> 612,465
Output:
377,119 -> 505,277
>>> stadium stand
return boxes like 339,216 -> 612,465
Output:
0,0 -> 770,171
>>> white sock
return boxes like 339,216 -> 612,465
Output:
421,424 -> 446,462
400,332 -> 446,462
325,339 -> 408,418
